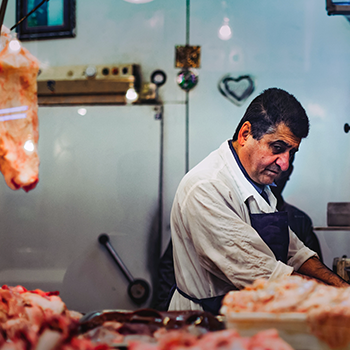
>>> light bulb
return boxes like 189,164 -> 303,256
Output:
126,88 -> 138,103
77,108 -> 87,116
218,18 -> 232,41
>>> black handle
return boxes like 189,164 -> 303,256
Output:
98,233 -> 134,283
98,233 -> 151,304
345,123 -> 350,133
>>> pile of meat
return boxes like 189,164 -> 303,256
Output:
128,328 -> 293,350
0,284 -> 294,350
0,285 -> 106,350
221,275 -> 350,349
0,26 -> 40,192
80,310 -> 294,350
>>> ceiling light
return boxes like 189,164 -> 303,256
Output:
218,17 -> 232,41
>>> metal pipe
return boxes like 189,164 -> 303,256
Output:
186,0 -> 190,45
185,91 -> 189,173
185,0 -> 190,173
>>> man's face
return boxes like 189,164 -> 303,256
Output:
238,122 -> 301,185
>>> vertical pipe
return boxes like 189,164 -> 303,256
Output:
158,105 -> 164,251
185,92 -> 189,173
186,0 -> 190,45
185,0 -> 190,173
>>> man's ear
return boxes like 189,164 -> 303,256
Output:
237,121 -> 252,146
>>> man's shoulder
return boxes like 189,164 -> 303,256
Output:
179,159 -> 228,193
184,144 -> 231,181
174,141 -> 244,203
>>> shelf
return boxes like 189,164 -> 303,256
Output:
314,227 -> 350,231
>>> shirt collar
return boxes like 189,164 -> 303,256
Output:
227,140 -> 276,195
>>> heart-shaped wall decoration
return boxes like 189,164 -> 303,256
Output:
218,75 -> 255,106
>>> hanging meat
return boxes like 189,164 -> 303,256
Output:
0,26 -> 39,192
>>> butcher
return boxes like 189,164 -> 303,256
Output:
168,87 -> 349,315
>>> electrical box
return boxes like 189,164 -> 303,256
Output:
37,64 -> 141,106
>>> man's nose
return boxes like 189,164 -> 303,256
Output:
275,152 -> 290,172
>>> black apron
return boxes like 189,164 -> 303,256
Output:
250,210 -> 289,264
175,287 -> 227,315
175,209 -> 290,315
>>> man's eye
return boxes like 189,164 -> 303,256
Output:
272,145 -> 282,153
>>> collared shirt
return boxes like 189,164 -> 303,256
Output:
228,140 -> 275,204
168,140 -> 316,312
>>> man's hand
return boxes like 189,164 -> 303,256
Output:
293,256 -> 349,287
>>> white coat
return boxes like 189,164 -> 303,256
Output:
168,140 -> 317,311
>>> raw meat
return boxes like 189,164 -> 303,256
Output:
220,276 -> 350,314
0,284 -> 295,350
221,276 -> 320,313
0,26 -> 39,192
128,328 -> 294,350
221,275 -> 350,349
0,313 -> 111,350
0,285 -> 107,350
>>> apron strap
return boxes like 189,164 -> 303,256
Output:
176,286 -> 226,315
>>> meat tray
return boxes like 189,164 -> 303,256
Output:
79,309 -> 225,349
79,308 -> 225,333
225,312 -> 348,350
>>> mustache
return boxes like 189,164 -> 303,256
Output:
265,165 -> 281,174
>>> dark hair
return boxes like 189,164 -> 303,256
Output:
232,88 -> 309,141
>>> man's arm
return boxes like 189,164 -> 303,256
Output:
293,256 -> 349,287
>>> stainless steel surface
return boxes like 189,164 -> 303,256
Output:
333,256 -> 350,281
327,203 -> 350,227
0,106 -> 160,312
